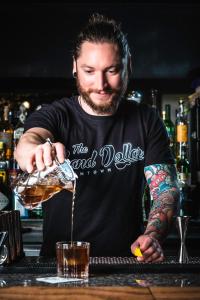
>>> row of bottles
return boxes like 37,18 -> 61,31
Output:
136,90 -> 192,220
162,99 -> 192,217
0,100 -> 42,219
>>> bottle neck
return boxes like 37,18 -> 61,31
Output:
3,106 -> 9,122
162,110 -> 166,121
165,104 -> 171,120
178,99 -> 185,119
150,89 -> 159,111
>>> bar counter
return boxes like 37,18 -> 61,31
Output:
1,256 -> 200,299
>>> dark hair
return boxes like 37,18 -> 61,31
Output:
73,13 -> 130,61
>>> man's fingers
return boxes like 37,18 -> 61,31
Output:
35,146 -> 46,171
139,236 -> 153,252
43,142 -> 54,166
145,252 -> 165,263
131,242 -> 140,256
26,156 -> 35,173
27,142 -> 66,172
132,235 -> 165,263
53,142 -> 66,163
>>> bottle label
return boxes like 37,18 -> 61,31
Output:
0,161 -> 7,170
177,124 -> 188,142
13,193 -> 29,218
0,132 -> 12,148
0,170 -> 7,184
14,127 -> 24,140
0,191 -> 9,210
178,172 -> 187,182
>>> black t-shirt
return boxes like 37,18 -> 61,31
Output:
24,96 -> 174,257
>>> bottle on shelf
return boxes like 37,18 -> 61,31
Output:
0,105 -> 14,162
9,103 -> 29,219
28,203 -> 43,219
0,141 -> 11,211
176,143 -> 190,218
176,98 -> 189,160
162,104 -> 175,157
0,180 -> 10,211
150,89 -> 158,109
149,88 -> 162,115
13,102 -> 29,147
175,98 -> 191,216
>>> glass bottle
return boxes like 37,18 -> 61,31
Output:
11,102 -> 33,218
0,141 -> 10,211
176,143 -> 190,184
0,105 -> 14,161
176,98 -> 188,159
176,98 -> 190,216
0,141 -> 8,185
162,104 -> 175,157
149,88 -> 162,115
150,89 -> 158,109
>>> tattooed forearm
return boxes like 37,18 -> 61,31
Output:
144,164 -> 179,242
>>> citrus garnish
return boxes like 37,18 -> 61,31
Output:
133,247 -> 143,257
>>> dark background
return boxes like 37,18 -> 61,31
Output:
0,1 -> 200,93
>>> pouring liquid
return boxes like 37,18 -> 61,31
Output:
70,179 -> 76,244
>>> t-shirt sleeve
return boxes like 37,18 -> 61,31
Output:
24,101 -> 68,141
144,108 -> 175,166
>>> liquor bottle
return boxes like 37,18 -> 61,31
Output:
28,203 -> 43,219
149,88 -> 161,115
176,144 -> 190,184
13,102 -> 28,146
177,158 -> 190,217
0,141 -> 11,210
10,102 -> 29,219
0,105 -> 14,161
175,98 -> 190,216
162,104 -> 175,157
150,89 -> 158,109
0,180 -> 10,211
176,98 -> 188,159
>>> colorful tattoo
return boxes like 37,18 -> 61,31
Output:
144,164 -> 179,242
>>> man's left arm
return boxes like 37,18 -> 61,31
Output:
131,163 -> 179,262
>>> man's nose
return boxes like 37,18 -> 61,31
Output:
95,73 -> 108,91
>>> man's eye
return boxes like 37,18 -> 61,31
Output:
84,70 -> 93,74
108,69 -> 118,74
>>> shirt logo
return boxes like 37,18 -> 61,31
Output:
71,143 -> 144,172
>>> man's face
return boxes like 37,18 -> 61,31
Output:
74,41 -> 129,115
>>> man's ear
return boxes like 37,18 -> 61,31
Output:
128,54 -> 133,77
73,58 -> 77,75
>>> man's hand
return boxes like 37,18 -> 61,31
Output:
27,141 -> 66,173
14,128 -> 66,173
131,235 -> 164,262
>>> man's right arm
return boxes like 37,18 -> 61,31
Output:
14,127 -> 65,173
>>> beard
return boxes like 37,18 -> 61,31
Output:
76,76 -> 128,115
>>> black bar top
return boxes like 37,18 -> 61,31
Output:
0,256 -> 200,288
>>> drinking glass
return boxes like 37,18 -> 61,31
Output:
56,241 -> 90,280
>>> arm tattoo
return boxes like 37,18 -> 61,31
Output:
144,163 -> 179,242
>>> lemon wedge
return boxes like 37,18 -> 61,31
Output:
133,247 -> 143,257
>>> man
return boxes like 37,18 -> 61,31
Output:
15,14 -> 179,262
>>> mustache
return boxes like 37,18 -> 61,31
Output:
87,87 -> 120,94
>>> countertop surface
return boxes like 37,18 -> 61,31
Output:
0,256 -> 200,288
1,256 -> 200,299
1,286 -> 200,300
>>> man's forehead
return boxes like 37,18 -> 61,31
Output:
78,41 -> 120,56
